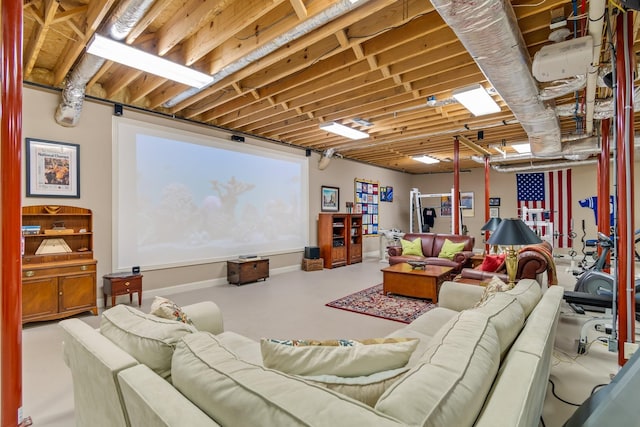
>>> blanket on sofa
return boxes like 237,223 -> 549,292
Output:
520,244 -> 558,285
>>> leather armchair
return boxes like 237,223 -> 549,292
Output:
457,241 -> 554,285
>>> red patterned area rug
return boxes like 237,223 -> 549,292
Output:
325,284 -> 436,324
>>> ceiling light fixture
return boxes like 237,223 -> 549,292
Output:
511,143 -> 532,153
413,155 -> 441,164
86,34 -> 214,88
452,84 -> 501,116
319,122 -> 369,140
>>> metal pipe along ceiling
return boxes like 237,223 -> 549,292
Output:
429,0 -> 562,156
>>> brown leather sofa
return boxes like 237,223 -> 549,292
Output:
457,241 -> 555,285
387,232 -> 475,274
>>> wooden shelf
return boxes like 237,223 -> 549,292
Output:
22,205 -> 97,323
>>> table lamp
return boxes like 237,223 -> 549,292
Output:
480,217 -> 502,253
487,218 -> 542,286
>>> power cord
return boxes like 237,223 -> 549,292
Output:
548,379 -> 582,407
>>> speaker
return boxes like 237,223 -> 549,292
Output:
231,135 -> 245,142
305,149 -> 311,157
304,246 -> 320,259
114,104 -> 123,116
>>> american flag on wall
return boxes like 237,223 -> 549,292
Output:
516,170 -> 573,248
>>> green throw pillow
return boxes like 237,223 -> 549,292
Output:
438,238 -> 466,260
400,238 -> 423,256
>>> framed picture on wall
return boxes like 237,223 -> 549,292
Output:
321,186 -> 339,212
489,207 -> 500,218
460,191 -> 474,217
489,197 -> 501,207
26,138 -> 80,198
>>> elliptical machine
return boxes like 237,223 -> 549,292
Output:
573,232 -> 615,294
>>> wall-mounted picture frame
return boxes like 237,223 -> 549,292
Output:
489,207 -> 500,218
380,186 -> 394,202
460,191 -> 474,217
440,195 -> 452,217
489,197 -> 501,207
26,138 -> 80,198
321,185 -> 339,212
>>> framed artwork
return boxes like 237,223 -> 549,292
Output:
460,191 -> 474,217
489,197 -> 501,207
26,138 -> 80,198
440,195 -> 452,217
380,186 -> 394,202
354,178 -> 379,235
490,207 -> 500,218
321,185 -> 339,212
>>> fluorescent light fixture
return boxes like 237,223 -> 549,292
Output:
413,155 -> 440,164
511,143 -> 531,153
452,84 -> 501,116
319,122 -> 368,140
86,34 -> 214,88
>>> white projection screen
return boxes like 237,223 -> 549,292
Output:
112,117 -> 309,271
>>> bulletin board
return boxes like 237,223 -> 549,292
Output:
354,178 -> 379,236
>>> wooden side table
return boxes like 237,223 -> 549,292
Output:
470,254 -> 485,268
103,273 -> 143,308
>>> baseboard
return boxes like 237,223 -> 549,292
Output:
99,264 -> 301,307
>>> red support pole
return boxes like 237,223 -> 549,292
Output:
598,119 -> 611,272
484,156 -> 490,252
615,12 -> 636,366
453,137 -> 460,234
1,0 -> 24,425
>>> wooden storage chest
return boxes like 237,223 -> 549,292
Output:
227,258 -> 269,285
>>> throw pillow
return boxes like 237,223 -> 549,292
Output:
301,367 -> 409,407
260,337 -> 418,377
479,253 -> 506,272
474,275 -> 511,307
438,238 -> 466,260
400,238 -> 423,256
150,296 -> 193,325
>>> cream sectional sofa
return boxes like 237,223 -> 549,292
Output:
60,279 -> 564,427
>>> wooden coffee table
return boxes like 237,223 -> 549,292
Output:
381,263 -> 453,303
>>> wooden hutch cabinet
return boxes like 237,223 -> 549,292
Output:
21,205 -> 97,323
318,213 -> 363,269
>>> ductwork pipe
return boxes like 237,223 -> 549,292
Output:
54,0 -> 156,126
491,159 -> 598,173
585,0 -> 606,134
430,0 -> 562,156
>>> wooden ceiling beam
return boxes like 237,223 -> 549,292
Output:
289,0 -> 308,19
24,0 -> 60,77
125,0 -> 173,44
53,0 -> 117,84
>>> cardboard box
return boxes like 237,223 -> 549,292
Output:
302,258 -> 323,271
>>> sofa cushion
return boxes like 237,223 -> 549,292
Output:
150,296 -> 193,325
375,310 -> 500,427
101,305 -> 196,379
301,367 -> 409,407
400,238 -> 424,256
260,338 -> 418,376
480,253 -> 505,272
472,292 -> 525,358
438,238 -> 466,260
172,332 -> 404,426
505,279 -> 542,317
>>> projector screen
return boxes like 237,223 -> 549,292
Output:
112,117 -> 309,271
